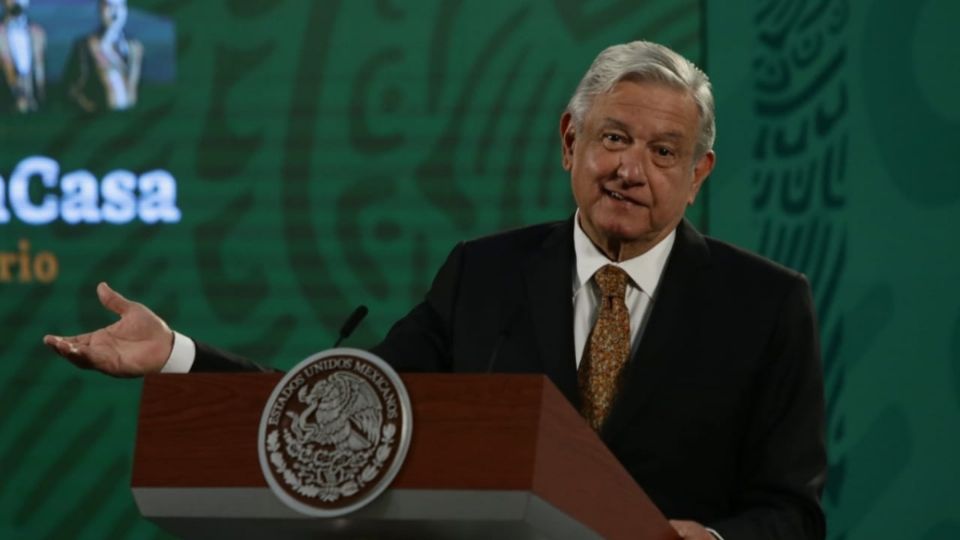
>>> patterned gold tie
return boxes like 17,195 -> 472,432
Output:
578,264 -> 631,431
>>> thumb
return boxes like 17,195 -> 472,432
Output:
97,282 -> 132,316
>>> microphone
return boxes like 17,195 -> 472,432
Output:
485,307 -> 523,373
333,305 -> 369,348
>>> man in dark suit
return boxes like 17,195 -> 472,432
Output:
64,0 -> 143,112
0,0 -> 45,113
45,41 -> 826,539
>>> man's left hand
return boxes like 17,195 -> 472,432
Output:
669,520 -> 715,539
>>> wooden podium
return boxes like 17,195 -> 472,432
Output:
132,373 -> 679,540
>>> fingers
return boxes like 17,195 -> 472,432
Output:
97,281 -> 133,316
43,335 -> 97,370
44,334 -> 130,376
44,332 -> 92,347
668,520 -> 712,540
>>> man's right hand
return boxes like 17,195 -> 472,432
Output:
43,282 -> 174,378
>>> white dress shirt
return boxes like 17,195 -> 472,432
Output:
572,213 -> 675,368
161,330 -> 195,373
6,18 -> 32,76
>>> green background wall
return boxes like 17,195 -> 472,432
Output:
0,0 -> 956,538
708,1 -> 960,538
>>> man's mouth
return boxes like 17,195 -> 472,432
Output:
605,189 -> 632,204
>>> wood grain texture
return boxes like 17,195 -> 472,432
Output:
133,373 -> 278,487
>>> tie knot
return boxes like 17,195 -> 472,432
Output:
594,264 -> 628,298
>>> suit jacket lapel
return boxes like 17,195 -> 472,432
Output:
601,219 -> 712,440
522,218 -> 579,405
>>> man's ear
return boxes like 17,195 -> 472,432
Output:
559,112 -> 576,171
687,150 -> 716,205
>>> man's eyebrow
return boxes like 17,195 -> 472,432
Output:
599,119 -> 687,142
653,131 -> 685,141
600,117 -> 631,130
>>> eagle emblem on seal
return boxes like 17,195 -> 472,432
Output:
293,372 -> 383,452
265,371 -> 398,502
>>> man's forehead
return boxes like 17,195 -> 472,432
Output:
594,79 -> 692,107
598,116 -> 687,139
585,90 -> 699,143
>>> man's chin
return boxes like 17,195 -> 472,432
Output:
593,219 -> 651,244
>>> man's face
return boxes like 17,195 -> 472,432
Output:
561,80 -> 715,260
100,0 -> 127,29
5,0 -> 29,16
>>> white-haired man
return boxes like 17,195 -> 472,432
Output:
46,41 -> 826,539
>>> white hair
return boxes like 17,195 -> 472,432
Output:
566,41 -> 715,160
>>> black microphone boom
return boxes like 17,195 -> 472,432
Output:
333,305 -> 369,348
485,306 -> 522,373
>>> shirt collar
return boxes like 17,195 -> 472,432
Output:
572,211 -> 676,296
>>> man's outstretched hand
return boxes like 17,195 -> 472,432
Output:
43,282 -> 174,377
669,520 -> 716,540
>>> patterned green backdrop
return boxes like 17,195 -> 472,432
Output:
0,0 -> 956,538
708,0 -> 960,539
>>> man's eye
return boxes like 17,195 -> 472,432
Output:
602,133 -> 627,146
652,146 -> 679,166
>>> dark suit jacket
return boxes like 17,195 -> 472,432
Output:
0,21 -> 46,113
195,217 -> 826,539
64,33 -> 143,113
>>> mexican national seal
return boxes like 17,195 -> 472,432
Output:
258,348 -> 413,517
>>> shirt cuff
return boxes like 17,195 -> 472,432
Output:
160,331 -> 196,373
706,527 -> 725,540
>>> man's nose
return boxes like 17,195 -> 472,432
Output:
616,150 -> 645,184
